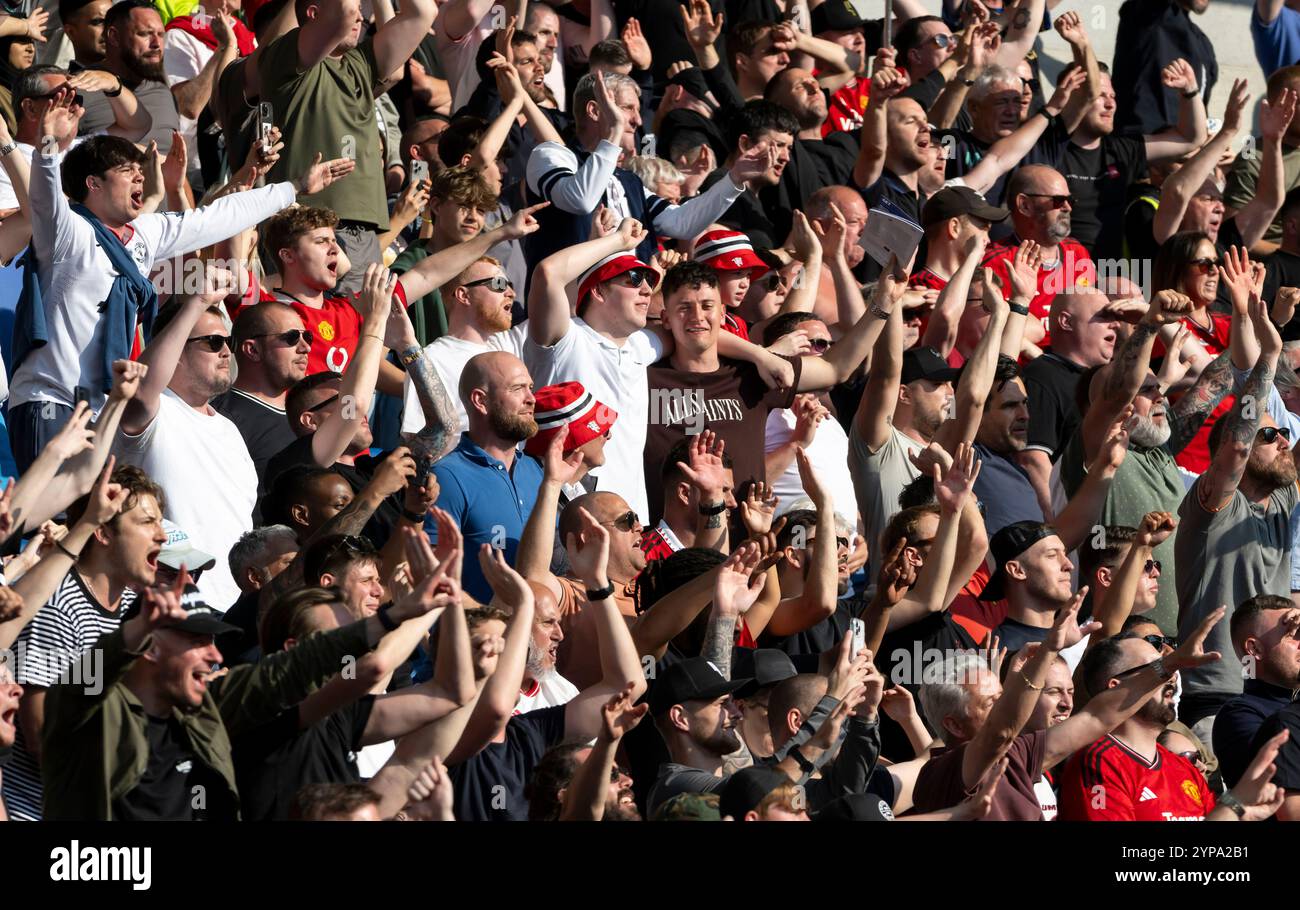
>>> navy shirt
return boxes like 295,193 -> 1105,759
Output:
972,444 -> 1044,536
430,433 -> 545,604
1212,679 -> 1296,788
450,705 -> 567,821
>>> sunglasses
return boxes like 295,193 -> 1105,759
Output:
255,329 -> 314,346
616,268 -> 655,289
1142,634 -> 1177,650
1144,559 -> 1162,575
807,337 -> 831,354
928,33 -> 954,48
1258,426 -> 1293,445
763,273 -> 786,292
1187,257 -> 1220,274
305,393 -> 340,413
187,334 -> 233,352
1022,193 -> 1073,209
1174,749 -> 1203,764
321,534 -> 377,566
463,275 -> 513,293
600,510 -> 640,532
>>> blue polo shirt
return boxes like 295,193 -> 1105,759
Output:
1212,679 -> 1297,788
429,433 -> 545,604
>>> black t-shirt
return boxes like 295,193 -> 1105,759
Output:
1122,182 -> 1162,263
1037,126 -> 1148,259
213,388 -> 297,490
612,0 -> 722,85
901,68 -> 946,113
113,715 -> 197,821
759,591 -> 862,659
450,704 -> 567,821
233,696 -> 376,821
1112,0 -> 1218,137
263,433 -> 400,545
216,589 -> 262,667
702,167 -> 779,251
1264,250 -> 1300,340
876,611 -> 977,761
1249,699 -> 1300,791
758,130 -> 860,249
992,617 -> 1049,654
861,169 -> 924,230
1022,350 -> 1086,462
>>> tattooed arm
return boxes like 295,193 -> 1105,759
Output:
401,346 -> 458,465
1166,348 -> 1234,456
1196,300 -> 1281,510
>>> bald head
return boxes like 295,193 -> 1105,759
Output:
808,185 -> 867,221
459,351 -> 525,408
559,491 -> 626,540
768,673 -> 829,746
460,352 -> 537,443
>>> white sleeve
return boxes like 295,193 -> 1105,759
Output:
163,29 -> 207,82
643,173 -> 745,239
526,140 -> 620,214
136,181 -> 297,262
629,328 -> 667,363
764,409 -> 795,452
31,145 -> 86,264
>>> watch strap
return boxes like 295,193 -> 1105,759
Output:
585,581 -> 616,601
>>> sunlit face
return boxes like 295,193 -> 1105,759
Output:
528,592 -> 564,673
886,98 -> 931,171
336,559 -> 384,618
430,196 -> 487,246
1028,659 -> 1074,730
977,376 -> 1029,454
1245,414 -> 1298,490
92,159 -> 146,223
741,128 -> 793,186
180,310 -> 234,401
738,26 -> 790,87
681,694 -> 743,755
1015,60 -> 1034,119
103,492 -> 168,589
309,0 -> 364,51
152,628 -> 223,710
971,82 -> 1023,141
1181,238 -> 1220,306
1083,73 -> 1117,136
1016,171 -> 1072,244
525,6 -> 560,70
64,0 -> 111,62
9,37 -> 35,70
664,281 -> 723,354
0,662 -> 21,748
283,227 -> 342,291
773,69 -> 827,131
1064,291 -> 1121,367
455,261 -> 515,334
303,380 -> 373,453
300,474 -> 354,537
1184,192 -> 1226,241
908,20 -> 954,77
715,269 -> 752,310
1248,607 -> 1300,687
945,668 -> 1001,743
590,267 -> 654,333
1009,535 -> 1075,604
512,39 -> 548,104
608,85 -> 642,158
113,8 -> 165,75
245,307 -> 311,390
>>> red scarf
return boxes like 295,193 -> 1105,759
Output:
166,14 -> 257,56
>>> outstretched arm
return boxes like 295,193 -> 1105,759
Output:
527,218 -> 641,347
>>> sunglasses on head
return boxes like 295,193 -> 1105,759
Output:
1142,633 -> 1177,650
255,329 -> 313,347
1187,257 -> 1220,274
1258,426 -> 1293,445
1023,192 -> 1073,209
600,510 -> 640,532
463,275 -> 513,293
322,534 -> 377,566
187,334 -> 233,352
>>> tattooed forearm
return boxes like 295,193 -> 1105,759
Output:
1103,322 -> 1158,403
261,489 -> 383,607
701,611 -> 737,679
403,346 -> 458,465
1168,349 -> 1233,454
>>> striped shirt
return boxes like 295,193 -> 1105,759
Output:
1,570 -> 136,820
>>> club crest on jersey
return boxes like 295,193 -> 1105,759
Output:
318,321 -> 335,342
132,242 -> 148,264
1181,779 -> 1202,805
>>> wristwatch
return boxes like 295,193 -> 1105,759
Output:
586,581 -> 616,601
1008,301 -> 1030,316
399,506 -> 425,523
400,347 -> 423,367
698,500 -> 727,516
0,141 -> 16,157
105,76 -> 123,98
1217,791 -> 1247,818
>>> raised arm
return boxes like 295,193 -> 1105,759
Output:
171,12 -> 238,120
372,0 -> 438,79
1088,512 -> 1175,646
1236,89 -> 1298,250
514,432 -> 584,600
923,232 -> 987,358
852,298 -> 903,451
525,72 -> 623,213
700,544 -> 766,678
1053,410 -> 1130,552
528,218 -> 640,346
763,449 -> 838,637
1197,295 -> 1282,510
799,255 -> 904,391
1053,12 -> 1101,135
559,686 -> 646,820
1144,59 -> 1209,162
960,69 -> 1083,194
935,266 -> 1013,452
994,0 -> 1045,67
930,22 -> 1000,130
853,52 -> 908,190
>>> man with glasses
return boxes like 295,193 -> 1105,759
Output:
1213,594 -> 1300,787
214,302 -> 312,486
1077,522 -> 1167,636
1176,298 -> 1294,740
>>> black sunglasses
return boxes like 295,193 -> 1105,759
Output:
616,268 -> 655,289
187,334 -> 233,352
254,329 -> 313,346
807,337 -> 831,353
1258,426 -> 1293,445
305,393 -> 340,413
1144,559 -> 1162,575
1022,193 -> 1073,209
1142,633 -> 1177,650
600,510 -> 640,532
1188,257 -> 1220,273
322,534 -> 377,565
463,275 -> 513,293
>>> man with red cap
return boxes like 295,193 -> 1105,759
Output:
692,227 -> 769,341
524,381 -> 618,508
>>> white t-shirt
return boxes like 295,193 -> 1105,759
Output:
163,29 -> 209,167
0,141 -> 36,210
764,406 -> 858,526
514,672 -> 579,714
522,318 -> 665,524
400,325 -> 528,436
114,390 -> 257,611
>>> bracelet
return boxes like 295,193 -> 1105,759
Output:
585,581 -> 615,601
1008,301 -> 1030,316
56,540 -> 81,561
0,141 -> 16,157
105,77 -> 123,98
1182,87 -> 1199,99
961,77 -> 976,87
1217,790 -> 1247,818
788,745 -> 816,775
698,500 -> 727,516
869,303 -> 893,320
399,346 -> 423,367
1019,670 -> 1045,691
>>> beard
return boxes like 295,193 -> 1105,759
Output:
1128,413 -> 1172,448
794,104 -> 824,132
489,409 -> 538,442
694,725 -> 740,757
123,49 -> 166,83
1246,446 -> 1299,490
1045,215 -> 1071,243
525,639 -> 555,680
1137,689 -> 1176,727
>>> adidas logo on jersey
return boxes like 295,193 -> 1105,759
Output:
1139,787 -> 1159,802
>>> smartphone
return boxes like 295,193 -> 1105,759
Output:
411,158 -> 430,185
850,617 -> 866,656
256,102 -> 274,145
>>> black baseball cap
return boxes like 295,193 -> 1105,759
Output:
901,346 -> 961,385
719,766 -> 793,819
122,586 -> 241,637
666,66 -> 716,113
656,109 -> 729,165
733,649 -> 798,699
649,657 -> 752,715
814,792 -> 896,821
978,520 -> 1058,601
921,185 -> 1010,229
811,0 -> 866,34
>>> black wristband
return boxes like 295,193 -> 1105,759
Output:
586,581 -> 616,601
788,745 -> 816,774
1182,87 -> 1199,99
698,501 -> 727,516
400,506 -> 425,523
377,604 -> 400,632
105,77 -> 123,98
56,540 -> 81,561
1008,301 -> 1030,316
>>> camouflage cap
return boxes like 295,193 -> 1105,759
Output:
651,792 -> 723,821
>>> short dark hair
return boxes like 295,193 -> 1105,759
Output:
259,464 -> 345,528
991,354 -> 1021,396
526,742 -> 589,821
632,547 -> 727,615
898,475 -> 936,510
661,260 -> 719,300
66,464 -> 165,529
61,135 -> 147,203
728,20 -> 777,68
589,39 -> 632,69
776,509 -> 817,549
1230,593 -> 1294,656
302,534 -> 379,587
1079,632 -> 1142,697
437,115 -> 490,169
892,15 -> 944,61
105,0 -> 157,33
880,503 -> 941,553
1282,186 -> 1300,224
291,782 -> 380,820
1077,525 -> 1138,585
151,298 -> 224,343
14,65 -> 66,115
259,585 -> 342,653
232,301 -> 300,347
285,371 -> 343,431
723,100 -> 797,152
761,312 -> 824,347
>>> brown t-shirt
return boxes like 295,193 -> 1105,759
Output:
643,356 -> 801,522
553,575 -> 638,691
911,729 -> 1048,821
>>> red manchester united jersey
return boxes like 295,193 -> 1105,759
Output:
982,238 -> 1095,351
1058,735 -> 1216,821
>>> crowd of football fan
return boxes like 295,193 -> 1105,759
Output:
2,0 -> 1300,822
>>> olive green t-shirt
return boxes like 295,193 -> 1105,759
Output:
258,29 -> 388,229
1224,141 -> 1300,245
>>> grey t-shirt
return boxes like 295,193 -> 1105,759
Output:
647,763 -> 727,817
77,70 -> 178,153
1175,481 -> 1298,701
972,443 -> 1044,536
848,423 -> 920,575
